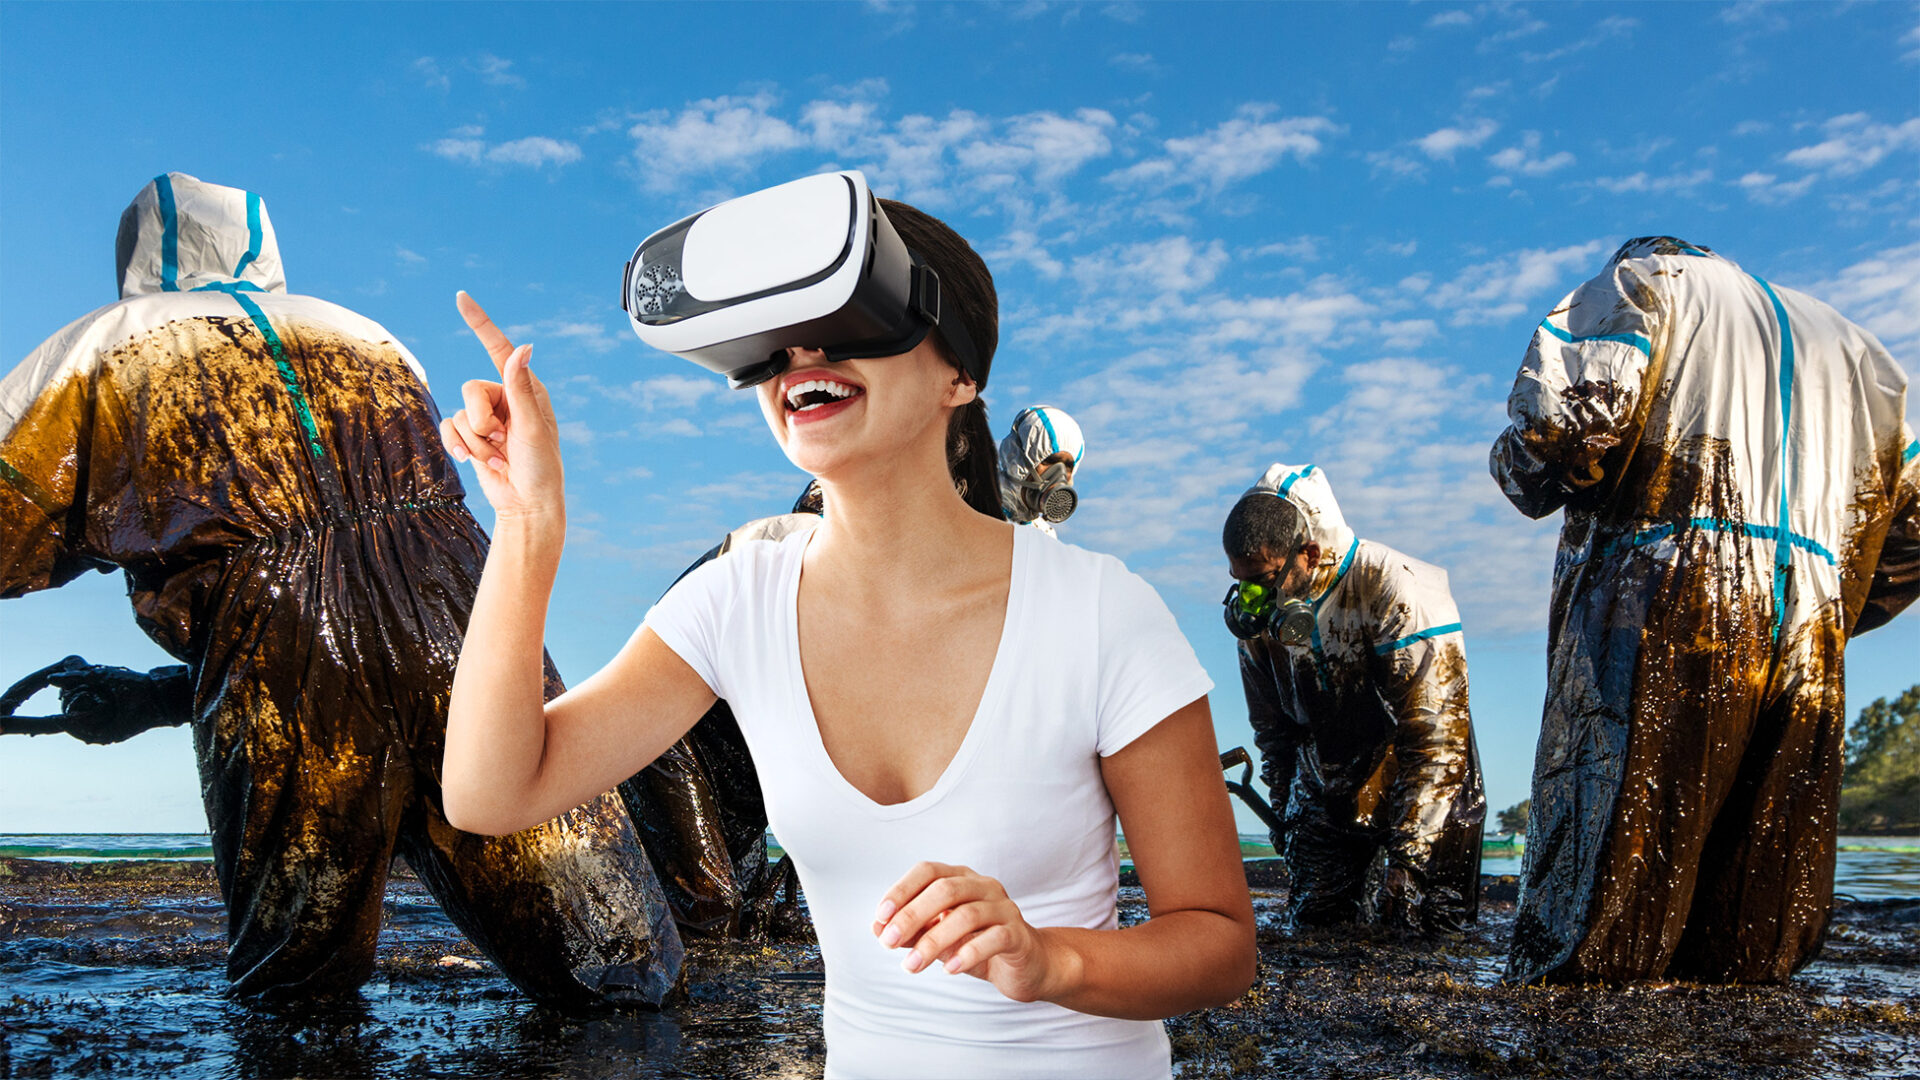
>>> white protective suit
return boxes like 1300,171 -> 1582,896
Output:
1235,464 -> 1485,933
0,173 -> 683,1006
1491,236 -> 1920,985
997,405 -> 1084,536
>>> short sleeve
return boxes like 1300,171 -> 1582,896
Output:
641,549 -> 741,702
1094,558 -> 1215,756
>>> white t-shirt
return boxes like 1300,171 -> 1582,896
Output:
644,523 -> 1214,1080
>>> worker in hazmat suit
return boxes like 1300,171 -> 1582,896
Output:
1491,236 -> 1920,986
0,173 -> 682,1006
617,484 -> 822,938
998,405 -> 1084,536
1222,464 -> 1485,934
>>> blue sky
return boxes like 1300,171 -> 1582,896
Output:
2,1 -> 1916,833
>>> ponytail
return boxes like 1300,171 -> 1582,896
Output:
878,198 -> 1003,521
948,398 -> 1002,519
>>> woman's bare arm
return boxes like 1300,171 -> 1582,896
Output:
438,293 -> 716,836
876,696 -> 1257,1018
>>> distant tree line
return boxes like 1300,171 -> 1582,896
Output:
1496,799 -> 1529,835
1841,684 -> 1920,835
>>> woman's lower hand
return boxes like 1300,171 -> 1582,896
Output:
873,861 -> 1067,1004
440,292 -> 566,526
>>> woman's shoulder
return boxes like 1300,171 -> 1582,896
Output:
1021,530 -> 1164,610
662,523 -> 809,606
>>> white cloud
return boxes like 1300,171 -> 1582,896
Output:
1904,23 -> 1920,63
1732,120 -> 1770,136
558,420 -> 596,447
1378,319 -> 1437,348
1735,170 -> 1817,204
1719,0 -> 1790,29
1592,169 -> 1713,194
430,128 -> 581,169
1070,236 -> 1229,295
1416,119 -> 1500,161
1481,11 -> 1548,49
627,93 -> 808,188
395,246 -> 427,267
412,57 -> 449,92
488,137 -> 581,168
499,313 -> 625,360
1781,114 -> 1920,177
1799,242 -> 1920,361
1487,131 -> 1575,176
649,417 -> 703,439
1365,149 -> 1428,179
1255,237 -> 1320,261
472,53 -> 524,89
1426,240 -> 1609,325
1519,14 -> 1636,64
1110,52 -> 1155,71
956,109 -> 1117,183
1112,105 -> 1339,192
1427,10 -> 1473,28
985,229 -> 1066,280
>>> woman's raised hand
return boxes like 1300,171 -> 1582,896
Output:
441,292 -> 566,523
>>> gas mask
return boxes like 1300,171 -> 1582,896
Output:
1019,460 -> 1078,524
1222,578 -> 1316,645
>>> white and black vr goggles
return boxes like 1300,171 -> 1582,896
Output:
622,170 -> 984,391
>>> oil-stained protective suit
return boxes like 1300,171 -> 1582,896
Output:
1237,464 -> 1485,934
998,405 -> 1084,537
0,174 -> 682,1006
1491,237 -> 1920,985
619,506 -> 820,937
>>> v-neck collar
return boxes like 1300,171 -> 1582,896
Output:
782,524 -> 1028,820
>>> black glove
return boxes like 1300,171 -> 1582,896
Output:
0,655 -> 193,744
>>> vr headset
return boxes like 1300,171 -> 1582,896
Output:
622,171 -> 984,391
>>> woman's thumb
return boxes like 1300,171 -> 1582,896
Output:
504,344 -> 537,401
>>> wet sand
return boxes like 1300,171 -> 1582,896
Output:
1,858 -> 1914,1078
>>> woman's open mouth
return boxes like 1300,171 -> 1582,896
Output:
783,377 -> 865,424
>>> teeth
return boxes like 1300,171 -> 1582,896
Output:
785,379 -> 861,410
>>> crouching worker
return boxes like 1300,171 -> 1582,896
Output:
1491,237 -> 1919,985
1223,464 -> 1485,934
0,174 -> 681,1006
617,485 -> 825,938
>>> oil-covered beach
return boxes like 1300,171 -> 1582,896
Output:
3,839 -> 1915,1079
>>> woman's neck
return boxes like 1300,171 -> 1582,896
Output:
809,445 -> 1007,593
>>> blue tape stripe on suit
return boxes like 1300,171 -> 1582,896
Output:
231,293 -> 326,459
155,175 -> 179,292
1538,318 -> 1651,359
1373,622 -> 1463,655
232,191 -> 263,278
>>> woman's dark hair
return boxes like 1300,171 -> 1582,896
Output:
879,198 -> 1002,520
1223,494 -> 1306,563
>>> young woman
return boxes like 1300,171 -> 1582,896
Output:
438,198 -> 1255,1079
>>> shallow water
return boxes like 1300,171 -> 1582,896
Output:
12,833 -> 1918,897
1476,834 -> 1920,899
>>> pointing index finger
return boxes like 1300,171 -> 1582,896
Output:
457,290 -> 516,376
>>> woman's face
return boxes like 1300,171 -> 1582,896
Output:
755,341 -> 976,478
